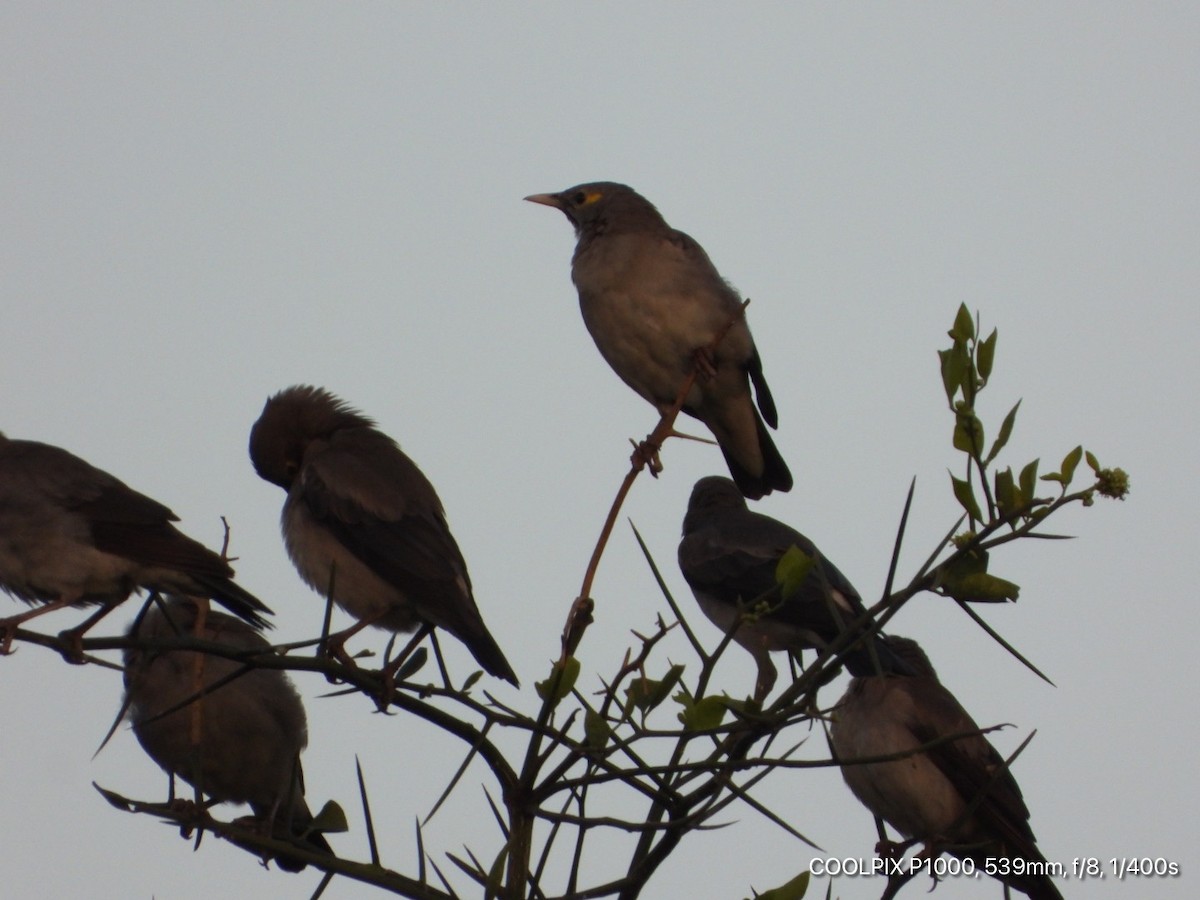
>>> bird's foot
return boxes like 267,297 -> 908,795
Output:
875,838 -> 903,860
630,438 -> 664,477
0,621 -> 17,655
373,667 -> 400,714
915,843 -> 947,890
319,635 -> 362,682
55,626 -> 89,664
372,636 -> 430,712
319,616 -> 380,682
165,797 -> 206,839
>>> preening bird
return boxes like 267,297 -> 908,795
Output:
248,385 -> 518,685
0,431 -> 271,653
123,597 -> 331,871
526,182 -> 792,499
830,637 -> 1064,900
678,476 -> 904,698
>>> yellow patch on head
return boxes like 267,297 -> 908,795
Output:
583,191 -> 604,205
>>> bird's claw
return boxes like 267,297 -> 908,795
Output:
630,438 -> 664,477
55,627 -> 89,664
875,838 -> 903,859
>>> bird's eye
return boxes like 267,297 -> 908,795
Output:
571,191 -> 588,206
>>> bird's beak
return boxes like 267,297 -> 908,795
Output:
524,192 -> 562,209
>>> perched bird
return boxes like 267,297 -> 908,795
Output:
248,385 -> 518,685
0,432 -> 272,652
678,476 -> 904,698
124,597 -> 331,871
830,637 -> 1063,900
525,182 -> 792,499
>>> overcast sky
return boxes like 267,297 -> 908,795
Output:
1,4 -> 1196,899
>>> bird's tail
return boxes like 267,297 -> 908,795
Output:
191,574 -> 274,631
463,623 -> 520,686
262,795 -> 335,874
721,413 -> 793,500
1003,857 -> 1065,900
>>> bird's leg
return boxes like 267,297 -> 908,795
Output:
377,624 -> 433,710
752,650 -> 778,703
57,602 -> 120,663
0,596 -> 79,654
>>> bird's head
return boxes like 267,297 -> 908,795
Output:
524,182 -> 661,237
249,385 -> 373,489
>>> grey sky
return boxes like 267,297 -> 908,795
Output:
1,4 -> 1195,898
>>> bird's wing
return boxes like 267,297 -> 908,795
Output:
11,440 -> 176,524
745,344 -> 778,428
299,435 -> 473,606
682,511 -> 866,628
666,228 -> 727,282
9,442 -> 238,580
679,516 -> 789,604
904,680 -> 1039,852
298,435 -> 517,682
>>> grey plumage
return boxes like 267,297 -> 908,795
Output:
248,385 -> 518,685
0,432 -> 272,649
526,182 -> 792,499
678,476 -> 905,697
830,637 -> 1063,900
123,597 -> 331,871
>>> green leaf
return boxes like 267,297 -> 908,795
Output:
953,409 -> 985,456
943,572 -> 1021,603
994,467 -> 1016,518
394,647 -> 428,681
309,800 -> 350,835
624,664 -> 685,714
677,694 -> 730,731
938,344 -> 970,405
776,545 -> 814,598
1019,458 -> 1039,500
461,669 -> 483,691
752,869 -> 811,900
535,657 -> 580,704
950,472 -> 984,523
1061,445 -> 1083,486
977,327 -> 998,382
1085,450 -> 1101,473
943,545 -> 988,579
951,303 -> 976,342
985,399 -> 1021,464
584,709 -> 611,749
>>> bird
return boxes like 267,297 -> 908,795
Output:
0,431 -> 272,653
123,596 -> 332,871
525,182 -> 792,499
678,475 -> 905,699
829,636 -> 1064,900
248,385 -> 518,686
